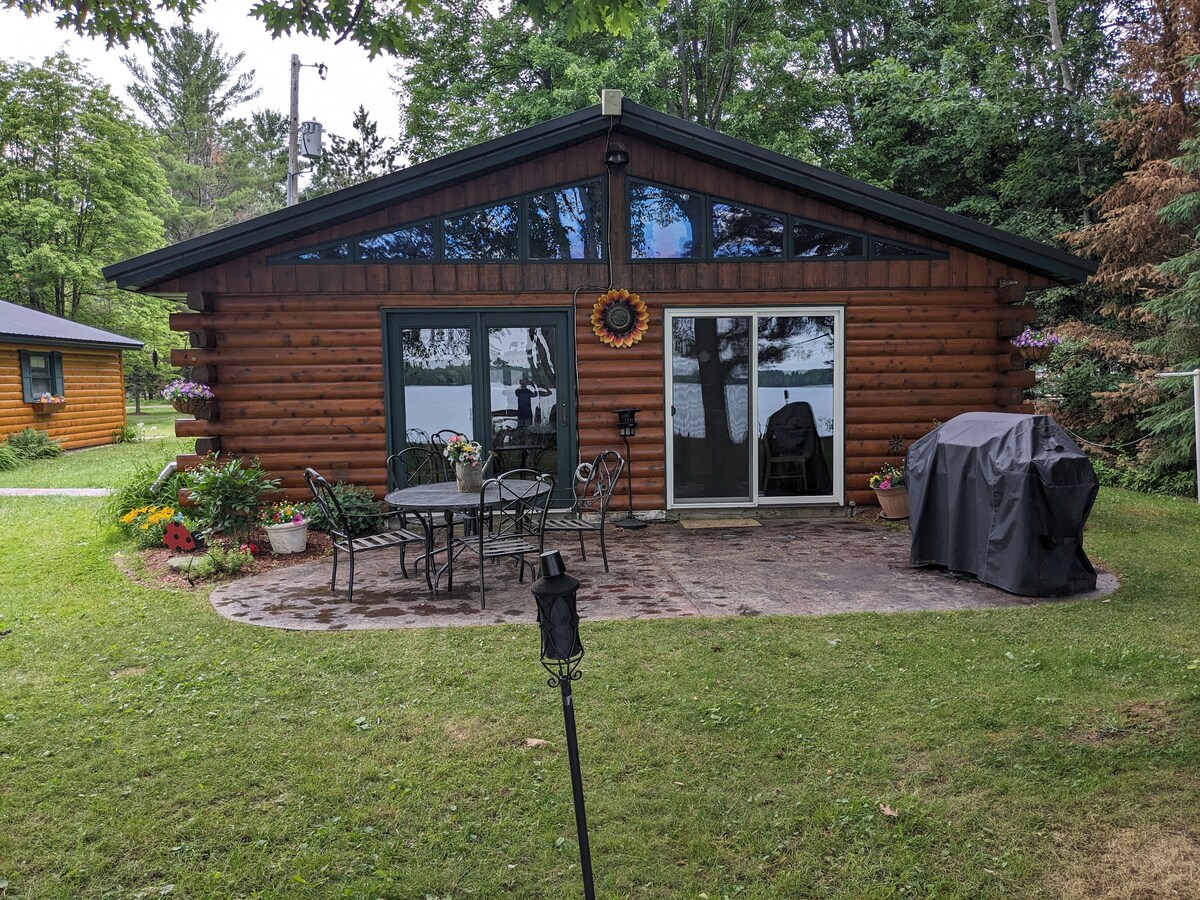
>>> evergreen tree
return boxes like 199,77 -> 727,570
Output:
304,106 -> 400,197
122,26 -> 273,242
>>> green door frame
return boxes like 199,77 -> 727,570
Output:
382,307 -> 577,498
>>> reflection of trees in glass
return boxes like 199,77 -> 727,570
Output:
489,327 -> 557,388
401,328 -> 472,372
871,238 -> 928,258
290,243 -> 349,261
758,316 -> 834,374
792,224 -> 864,258
712,204 -> 784,257
528,184 -> 601,259
444,203 -> 519,259
360,224 -> 434,260
629,184 -> 703,258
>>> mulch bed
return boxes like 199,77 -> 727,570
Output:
123,529 -> 334,591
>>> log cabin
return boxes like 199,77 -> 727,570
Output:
0,299 -> 141,449
104,94 -> 1095,514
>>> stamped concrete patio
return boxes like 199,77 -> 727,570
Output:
210,518 -> 1118,631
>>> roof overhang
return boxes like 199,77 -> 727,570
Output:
104,100 -> 1097,291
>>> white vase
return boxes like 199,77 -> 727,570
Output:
265,520 -> 309,554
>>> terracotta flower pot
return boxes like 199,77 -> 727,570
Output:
873,485 -> 909,520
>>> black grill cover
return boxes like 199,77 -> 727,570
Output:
907,412 -> 1098,596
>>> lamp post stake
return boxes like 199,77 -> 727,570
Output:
560,673 -> 595,900
532,551 -> 596,900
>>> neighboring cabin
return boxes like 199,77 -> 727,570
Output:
0,299 -> 142,449
104,95 -> 1094,512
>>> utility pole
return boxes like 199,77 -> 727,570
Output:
287,55 -> 326,207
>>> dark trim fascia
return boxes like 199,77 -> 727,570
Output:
0,335 -> 143,351
618,101 -> 1096,283
104,108 -> 612,290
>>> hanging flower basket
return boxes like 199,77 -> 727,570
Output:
1012,327 -> 1060,363
1018,344 -> 1054,362
161,380 -> 215,416
171,396 -> 208,416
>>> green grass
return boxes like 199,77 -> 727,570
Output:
1,489 -> 1198,897
0,404 -> 192,489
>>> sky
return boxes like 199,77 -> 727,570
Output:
0,0 -> 404,145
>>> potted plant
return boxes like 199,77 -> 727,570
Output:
869,462 -> 908,520
30,392 -> 66,413
442,434 -> 485,492
260,501 -> 310,554
1012,326 -> 1061,362
160,379 -> 215,416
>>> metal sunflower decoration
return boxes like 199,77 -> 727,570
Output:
591,288 -> 649,349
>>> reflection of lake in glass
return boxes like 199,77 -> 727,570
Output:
672,385 -> 835,442
403,385 -> 558,439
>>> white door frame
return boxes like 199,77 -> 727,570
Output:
664,306 -> 845,509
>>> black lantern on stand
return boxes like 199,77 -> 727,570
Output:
614,408 -> 646,530
532,550 -> 596,900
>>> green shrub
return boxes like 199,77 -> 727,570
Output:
119,504 -> 180,548
305,481 -> 382,537
7,427 -> 63,459
1089,455 -> 1197,497
112,423 -> 146,444
186,545 -> 256,580
102,456 -> 186,525
183,456 -> 279,541
0,440 -> 22,472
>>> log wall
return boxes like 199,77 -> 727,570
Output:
154,136 -> 1051,509
0,344 -> 127,449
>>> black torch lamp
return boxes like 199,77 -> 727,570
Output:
614,408 -> 646,530
532,550 -> 595,900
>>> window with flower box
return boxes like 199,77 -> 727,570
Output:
20,350 -> 64,402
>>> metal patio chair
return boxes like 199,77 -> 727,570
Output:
542,449 -> 624,572
387,446 -> 449,490
303,467 -> 425,604
457,469 -> 555,609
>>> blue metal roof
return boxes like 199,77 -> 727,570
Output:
0,299 -> 143,350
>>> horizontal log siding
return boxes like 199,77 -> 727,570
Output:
0,344 -> 126,449
157,139 -> 1051,508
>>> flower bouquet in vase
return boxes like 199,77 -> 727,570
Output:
443,435 -> 485,492
869,462 -> 908,520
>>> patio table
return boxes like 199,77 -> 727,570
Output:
385,480 -> 550,592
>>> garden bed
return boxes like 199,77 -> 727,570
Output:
120,529 -> 334,591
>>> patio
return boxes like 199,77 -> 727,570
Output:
210,518 -> 1118,630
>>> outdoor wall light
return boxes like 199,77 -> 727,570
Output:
614,409 -> 646,529
532,550 -> 595,900
616,407 -> 637,437
605,148 -> 630,167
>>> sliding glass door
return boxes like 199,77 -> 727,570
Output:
383,310 -> 574,493
665,307 -> 843,508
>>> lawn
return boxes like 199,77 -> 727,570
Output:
0,404 -> 193,489
1,483 -> 1198,897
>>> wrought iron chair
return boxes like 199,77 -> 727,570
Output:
303,467 -> 425,604
387,446 -> 449,489
430,429 -> 464,451
761,402 -> 815,495
457,469 -> 555,609
542,449 -> 624,572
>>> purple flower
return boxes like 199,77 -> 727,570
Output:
1012,327 -> 1062,350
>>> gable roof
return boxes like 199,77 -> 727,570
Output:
0,299 -> 143,350
104,99 -> 1097,290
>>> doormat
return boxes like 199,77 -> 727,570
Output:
679,518 -> 761,529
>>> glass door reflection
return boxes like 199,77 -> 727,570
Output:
670,316 -> 752,503
488,325 -> 559,481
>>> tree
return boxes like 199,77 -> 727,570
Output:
0,53 -> 167,318
2,0 -> 650,57
304,106 -> 400,198
123,26 -> 273,242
